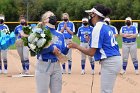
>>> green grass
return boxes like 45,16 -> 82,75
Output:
8,35 -> 140,49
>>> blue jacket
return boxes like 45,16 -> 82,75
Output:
37,26 -> 69,62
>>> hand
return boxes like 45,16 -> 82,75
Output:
67,42 -> 79,49
64,23 -> 67,29
85,35 -> 90,42
53,46 -> 61,56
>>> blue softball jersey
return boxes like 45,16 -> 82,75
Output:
77,25 -> 93,43
37,26 -> 69,62
120,25 -> 138,43
90,22 -> 120,61
0,24 -> 9,31
14,25 -> 23,39
110,25 -> 118,35
57,21 -> 75,39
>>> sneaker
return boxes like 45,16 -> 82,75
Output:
135,70 -> 139,75
0,70 -> 2,74
120,70 -> 126,75
62,69 -> 66,74
3,70 -> 8,74
81,70 -> 85,75
91,70 -> 95,75
25,70 -> 29,75
20,70 -> 26,75
68,69 -> 71,74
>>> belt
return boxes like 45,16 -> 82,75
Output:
123,41 -> 135,43
65,38 -> 71,39
81,41 -> 88,43
42,59 -> 58,63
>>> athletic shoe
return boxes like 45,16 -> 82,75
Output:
0,70 -> 2,74
62,69 -> 66,74
135,70 -> 139,75
91,70 -> 95,75
81,70 -> 85,75
68,69 -> 71,74
120,70 -> 126,75
3,70 -> 8,74
25,70 -> 29,75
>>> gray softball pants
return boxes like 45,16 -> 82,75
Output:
100,56 -> 121,93
35,60 -> 62,93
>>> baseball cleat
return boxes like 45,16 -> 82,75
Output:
120,70 -> 126,75
3,70 -> 8,74
91,70 -> 95,75
62,69 -> 66,74
68,69 -> 71,74
0,70 -> 2,74
135,70 -> 139,75
81,70 -> 85,75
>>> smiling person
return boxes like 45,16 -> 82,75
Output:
35,11 -> 69,93
57,13 -> 75,74
68,4 -> 121,93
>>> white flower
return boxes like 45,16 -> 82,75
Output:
32,37 -> 39,43
37,38 -> 46,48
41,33 -> 45,38
32,28 -> 42,33
28,33 -> 36,43
28,43 -> 36,50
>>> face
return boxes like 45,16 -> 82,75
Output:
62,15 -> 69,22
82,21 -> 88,26
20,18 -> 26,25
88,12 -> 96,26
125,20 -> 131,26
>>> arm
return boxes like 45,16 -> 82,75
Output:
57,22 -> 65,33
65,22 -> 75,35
68,42 -> 96,56
20,31 -> 29,37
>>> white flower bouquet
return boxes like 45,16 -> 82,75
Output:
1,29 -> 10,34
27,25 -> 52,56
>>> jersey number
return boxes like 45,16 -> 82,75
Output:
109,31 -> 117,46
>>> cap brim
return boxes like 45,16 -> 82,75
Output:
85,10 -> 93,13
0,17 -> 4,20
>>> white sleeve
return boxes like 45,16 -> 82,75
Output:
119,27 -> 123,34
91,22 -> 103,48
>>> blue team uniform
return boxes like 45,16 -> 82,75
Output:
57,21 -> 75,39
37,26 -> 69,62
110,25 -> 118,35
77,25 -> 93,43
120,25 -> 138,43
14,25 -> 23,39
90,22 -> 120,61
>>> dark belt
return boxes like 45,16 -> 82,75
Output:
65,38 -> 71,39
42,59 -> 58,63
123,41 -> 135,43
81,41 -> 88,43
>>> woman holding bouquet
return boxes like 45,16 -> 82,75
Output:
0,14 -> 10,74
35,11 -> 69,93
14,15 -> 30,74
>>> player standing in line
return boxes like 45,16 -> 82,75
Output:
77,18 -> 95,75
120,17 -> 139,75
0,14 -> 9,74
57,13 -> 75,74
35,11 -> 69,93
104,17 -> 118,37
68,4 -> 121,93
14,15 -> 30,74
